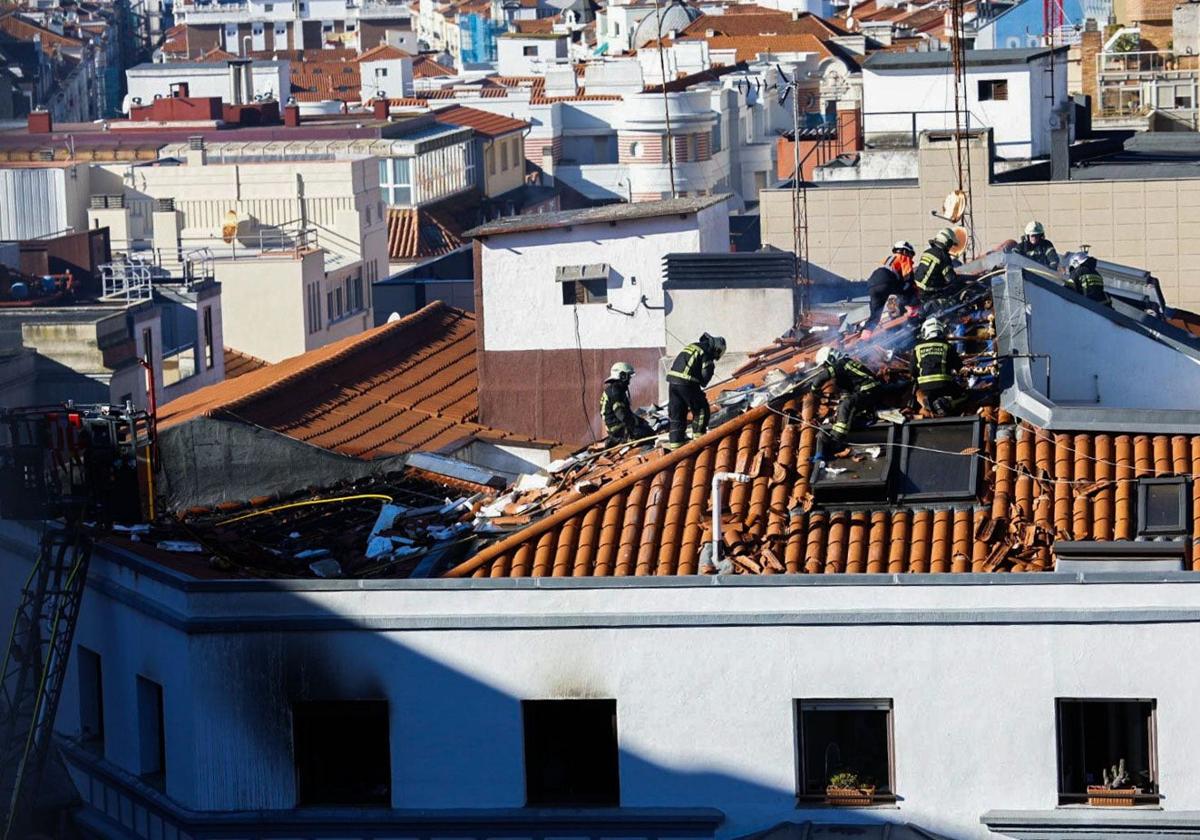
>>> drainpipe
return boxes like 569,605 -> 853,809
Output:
711,471 -> 751,572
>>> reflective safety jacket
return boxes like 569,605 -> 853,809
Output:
600,380 -> 632,431
913,244 -> 956,294
1067,257 -> 1110,305
911,338 -> 961,388
667,342 -> 715,386
1015,236 -> 1060,270
813,356 -> 881,395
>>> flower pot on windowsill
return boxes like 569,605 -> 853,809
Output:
825,785 -> 876,806
1087,786 -> 1139,807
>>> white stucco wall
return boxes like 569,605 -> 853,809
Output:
479,202 -> 730,352
123,63 -> 292,112
863,56 -> 1066,159
5,518 -> 1200,839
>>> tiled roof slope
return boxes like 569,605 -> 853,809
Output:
431,104 -> 529,137
679,10 -> 850,38
447,393 -> 1200,577
222,347 -> 270,379
413,55 -> 456,78
160,303 -> 554,457
386,203 -> 466,260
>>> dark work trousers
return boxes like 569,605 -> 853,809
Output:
668,381 -> 709,446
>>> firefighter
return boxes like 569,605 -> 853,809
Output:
1066,252 -> 1111,306
913,228 -> 959,300
1014,220 -> 1059,270
911,316 -> 964,417
600,362 -> 654,446
665,333 -> 726,449
810,345 -> 884,453
864,240 -> 916,332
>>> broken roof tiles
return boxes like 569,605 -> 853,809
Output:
159,302 -> 555,458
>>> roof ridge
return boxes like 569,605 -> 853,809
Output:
443,400 -> 776,578
214,301 -> 461,417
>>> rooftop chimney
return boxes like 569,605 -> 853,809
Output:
284,103 -> 301,126
27,110 -> 52,134
372,97 -> 390,120
170,81 -> 190,98
186,135 -> 207,166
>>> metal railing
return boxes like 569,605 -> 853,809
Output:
862,109 -> 975,149
1097,50 -> 1196,78
99,257 -> 153,303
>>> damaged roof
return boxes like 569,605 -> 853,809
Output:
463,194 -> 731,238
159,302 -> 555,458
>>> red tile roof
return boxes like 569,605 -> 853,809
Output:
222,347 -> 270,379
0,11 -> 84,52
358,43 -> 413,62
386,203 -> 467,261
679,10 -> 850,38
290,59 -> 362,102
413,54 -> 456,78
513,17 -> 556,33
431,103 -> 529,137
160,303 -> 556,458
692,32 -> 833,62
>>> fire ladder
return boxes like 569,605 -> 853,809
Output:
0,405 -> 154,839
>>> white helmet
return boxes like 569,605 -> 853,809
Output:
921,316 -> 945,341
1025,220 -> 1045,237
608,361 -> 634,381
933,227 -> 957,249
892,240 -> 915,256
815,346 -> 843,367
1068,252 -> 1088,271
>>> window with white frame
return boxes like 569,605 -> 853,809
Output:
378,157 -> 412,205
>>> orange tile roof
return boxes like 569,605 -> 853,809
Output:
679,10 -> 850,38
431,103 -> 529,137
386,203 -> 467,260
291,59 -> 362,102
358,43 -> 413,62
513,17 -> 556,33
693,32 -> 833,62
222,347 -> 270,379
413,54 -> 456,77
160,303 -> 556,458
0,11 -> 84,52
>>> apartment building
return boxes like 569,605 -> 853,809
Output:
170,0 -> 417,56
8,250 -> 1200,839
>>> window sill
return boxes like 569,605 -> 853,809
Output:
982,807 -> 1200,840
796,797 -> 900,810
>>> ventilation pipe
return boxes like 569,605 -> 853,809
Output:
711,471 -> 751,572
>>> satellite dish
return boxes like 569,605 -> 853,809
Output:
221,209 -> 239,244
941,189 -> 966,223
949,226 -> 969,256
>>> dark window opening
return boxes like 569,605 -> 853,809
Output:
202,306 -> 214,369
1056,699 -> 1158,803
293,700 -> 391,805
141,327 -> 153,364
136,675 -> 165,788
77,646 -> 104,750
561,278 -> 608,305
896,417 -> 982,502
523,699 -> 619,806
1137,477 -> 1189,536
978,79 -> 1008,101
523,45 -> 537,56
796,699 -> 894,800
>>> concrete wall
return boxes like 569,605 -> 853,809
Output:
124,62 -> 292,112
9,523 -> 1200,839
497,35 -> 567,76
760,131 -> 1200,312
483,132 -> 526,199
664,284 -> 796,381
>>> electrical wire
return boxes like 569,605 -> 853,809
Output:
572,304 -> 598,444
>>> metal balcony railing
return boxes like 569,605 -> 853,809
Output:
99,257 -> 154,303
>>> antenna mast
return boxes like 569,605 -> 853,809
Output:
949,0 -> 975,258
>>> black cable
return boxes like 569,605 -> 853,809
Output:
573,305 -> 597,443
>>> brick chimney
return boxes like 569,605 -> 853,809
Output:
372,97 -> 389,120
27,110 -> 52,134
284,103 -> 301,127
1079,19 -> 1102,106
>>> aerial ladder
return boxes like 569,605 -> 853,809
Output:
0,404 -> 154,840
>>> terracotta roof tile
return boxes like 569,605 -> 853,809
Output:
413,54 -> 457,77
160,303 -> 555,458
431,103 -> 529,137
679,10 -> 850,38
386,202 -> 467,261
358,43 -> 413,62
222,347 -> 270,379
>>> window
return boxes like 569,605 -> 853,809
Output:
1056,699 -> 1158,804
465,141 -> 476,185
613,20 -> 620,35
500,140 -> 509,170
77,646 -> 104,750
376,66 -> 388,78
796,699 -> 894,800
264,2 -> 273,10
978,79 -> 1008,101
629,140 -> 643,158
136,676 -> 165,787
557,264 -> 609,305
896,417 -> 982,502
711,116 -> 722,153
253,22 -> 264,33
523,45 -> 537,56
812,424 -> 896,504
523,699 -> 619,806
486,146 -> 495,176
1137,477 -> 1189,536
141,327 -> 153,364
202,306 -> 214,369
293,701 -> 390,805
307,284 -> 322,333
378,158 -> 412,205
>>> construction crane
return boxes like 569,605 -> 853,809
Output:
0,404 -> 154,840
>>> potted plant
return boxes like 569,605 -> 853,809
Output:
825,771 -> 876,806
1087,758 -> 1141,807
